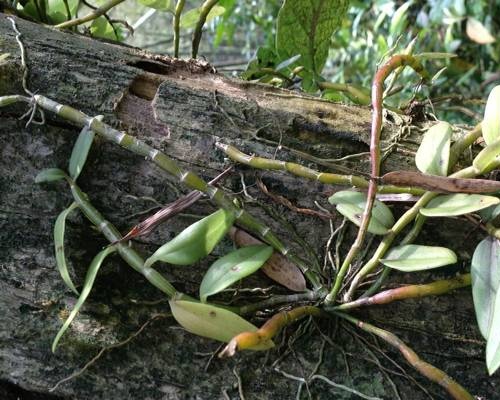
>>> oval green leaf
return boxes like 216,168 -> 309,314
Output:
480,203 -> 500,222
200,245 -> 273,302
35,168 -> 67,183
380,244 -> 457,271
276,0 -> 349,77
329,191 -> 394,235
169,299 -> 274,350
144,209 -> 235,267
69,118 -> 101,180
483,85 -> 500,146
54,202 -> 80,295
471,237 -> 500,339
473,137 -> 500,173
420,194 -> 500,217
415,121 -> 452,176
180,5 -> 226,29
52,245 -> 116,352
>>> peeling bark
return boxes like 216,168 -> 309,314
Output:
0,14 -> 497,400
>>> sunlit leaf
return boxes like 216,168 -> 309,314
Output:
420,194 -> 499,217
466,17 -> 495,45
381,244 -> 457,271
483,85 -> 500,146
52,246 -> 116,352
276,0 -> 349,79
329,191 -> 394,235
54,202 -> 80,295
415,121 -> 452,176
180,5 -> 226,29
137,0 -> 174,11
390,0 -> 413,37
473,137 -> 500,173
471,237 -> 500,339
35,168 -> 67,183
200,245 -> 273,302
169,299 -> 274,349
144,209 -> 234,267
47,0 -> 79,24
69,118 -> 100,181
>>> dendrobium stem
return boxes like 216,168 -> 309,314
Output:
331,274 -> 471,311
29,94 -> 323,291
325,55 -> 430,305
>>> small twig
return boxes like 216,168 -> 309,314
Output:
173,0 -> 187,58
50,313 -> 168,392
192,0 -> 220,58
55,0 -> 126,29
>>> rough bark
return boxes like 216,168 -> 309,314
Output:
0,14 -> 497,400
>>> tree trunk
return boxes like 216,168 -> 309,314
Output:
0,14 -> 496,400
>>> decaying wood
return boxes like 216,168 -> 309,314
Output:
0,14 -> 497,400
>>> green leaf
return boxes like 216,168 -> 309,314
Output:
69,118 -> 100,181
90,17 -> 117,40
471,237 -> 500,339
200,245 -> 273,302
486,289 -> 500,374
276,0 -> 349,78
145,209 -> 235,267
420,194 -> 500,217
381,244 -> 457,272
473,237 -> 500,375
54,202 -> 80,295
415,121 -> 452,176
47,0 -> 79,24
473,137 -> 500,173
480,203 -> 500,222
483,85 -> 500,146
389,0 -> 413,37
52,245 -> 116,352
180,5 -> 226,29
137,0 -> 173,11
329,191 -> 394,235
169,299 -> 274,349
35,168 -> 67,183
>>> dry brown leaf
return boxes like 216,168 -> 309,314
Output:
228,227 -> 306,292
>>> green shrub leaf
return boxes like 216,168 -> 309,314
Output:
276,0 -> 349,80
329,191 -> 394,235
169,299 -> 274,349
200,245 -> 273,302
145,209 -> 235,267
420,194 -> 499,217
380,244 -> 457,271
483,85 -> 500,146
180,5 -> 226,29
69,119 -> 100,181
415,121 -> 452,176
54,202 -> 80,295
52,245 -> 116,352
35,168 -> 67,183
